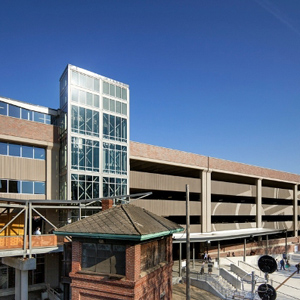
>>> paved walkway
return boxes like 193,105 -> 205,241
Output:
173,283 -> 221,300
172,257 -> 300,300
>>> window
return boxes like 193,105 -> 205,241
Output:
0,143 -> 45,160
0,179 -> 45,195
103,113 -> 127,142
71,174 -> 99,200
103,177 -> 127,197
82,243 -> 125,275
0,101 -> 8,115
8,105 -> 20,118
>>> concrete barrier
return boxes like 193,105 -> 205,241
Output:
219,267 -> 242,290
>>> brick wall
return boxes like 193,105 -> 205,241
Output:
70,235 -> 174,300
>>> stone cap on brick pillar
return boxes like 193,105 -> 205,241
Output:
102,199 -> 113,211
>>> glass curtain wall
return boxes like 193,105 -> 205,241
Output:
59,65 -> 129,218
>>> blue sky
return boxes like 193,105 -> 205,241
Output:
1,0 -> 300,174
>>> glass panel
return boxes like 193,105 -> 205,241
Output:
78,140 -> 85,170
94,78 -> 100,92
103,145 -> 109,172
110,99 -> 115,112
0,180 -> 7,192
79,107 -> 85,134
109,115 -> 115,140
22,181 -> 33,194
79,90 -> 86,105
0,101 -> 8,115
72,70 -> 79,85
103,82 -> 109,94
116,86 -> 121,98
103,114 -> 109,138
94,95 -> 99,108
9,105 -> 20,118
9,144 -> 21,157
71,179 -> 78,200
93,180 -> 99,198
72,88 -> 79,103
93,111 -> 99,136
122,88 -> 127,100
22,146 -> 33,158
86,76 -> 93,90
71,105 -> 79,133
103,97 -> 109,110
34,148 -> 45,160
116,101 -> 121,114
116,117 -> 121,141
86,93 -> 93,106
86,140 -> 93,171
86,109 -> 93,135
122,103 -> 127,115
79,73 -> 86,88
34,112 -> 44,123
34,182 -> 45,194
21,108 -> 32,120
0,142 -> 7,155
9,180 -> 20,193
122,119 -> 127,142
109,84 -> 115,97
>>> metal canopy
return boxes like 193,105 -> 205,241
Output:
172,227 -> 283,243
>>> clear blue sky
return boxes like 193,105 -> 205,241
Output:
1,0 -> 300,174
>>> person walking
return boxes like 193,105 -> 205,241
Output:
200,262 -> 205,275
280,259 -> 285,270
296,263 -> 300,274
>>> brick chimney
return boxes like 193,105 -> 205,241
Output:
102,199 -> 113,211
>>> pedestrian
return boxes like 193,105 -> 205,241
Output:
280,259 -> 285,270
232,252 -> 235,257
286,260 -> 290,271
33,227 -> 41,235
276,259 -> 279,271
200,262 -> 205,275
204,251 -> 208,261
283,252 -> 287,260
208,262 -> 213,275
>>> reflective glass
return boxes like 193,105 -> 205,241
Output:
103,97 -> 109,110
86,109 -> 93,134
103,82 -> 109,94
122,119 -> 127,142
0,142 -> 7,155
110,115 -> 115,139
9,180 -> 20,193
71,71 -> 79,85
22,146 -> 33,158
34,148 -> 45,160
87,76 -> 93,90
116,86 -> 121,98
79,73 -> 86,88
110,84 -> 115,97
0,101 -> 8,115
72,88 -> 79,103
94,78 -> 99,92
34,112 -> 44,123
79,107 -> 85,134
9,105 -> 20,118
93,146 -> 99,170
103,114 -> 109,138
116,117 -> 121,141
79,90 -> 86,105
86,142 -> 93,171
122,88 -> 127,100
93,111 -> 99,136
34,182 -> 45,194
71,105 -> 79,132
122,103 -> 127,115
21,108 -> 32,120
87,93 -> 93,106
116,101 -> 121,114
94,95 -> 99,108
110,99 -> 115,112
0,180 -> 7,192
22,181 -> 33,194
9,144 -> 21,157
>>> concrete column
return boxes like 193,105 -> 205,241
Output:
256,179 -> 262,228
201,170 -> 211,233
293,185 -> 298,237
2,257 -> 36,300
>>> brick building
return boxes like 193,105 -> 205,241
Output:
54,202 -> 183,299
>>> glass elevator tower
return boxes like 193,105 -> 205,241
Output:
59,65 -> 129,216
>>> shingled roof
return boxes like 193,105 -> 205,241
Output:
54,204 -> 183,241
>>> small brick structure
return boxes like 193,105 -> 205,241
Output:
54,202 -> 183,300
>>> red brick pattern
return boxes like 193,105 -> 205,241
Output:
70,236 -> 174,300
0,115 -> 59,144
102,199 -> 113,211
130,141 -> 300,183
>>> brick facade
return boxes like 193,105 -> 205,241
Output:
70,236 -> 173,300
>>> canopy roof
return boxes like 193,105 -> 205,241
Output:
54,204 -> 183,241
173,227 -> 283,243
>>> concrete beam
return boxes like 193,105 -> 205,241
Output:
2,257 -> 36,270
